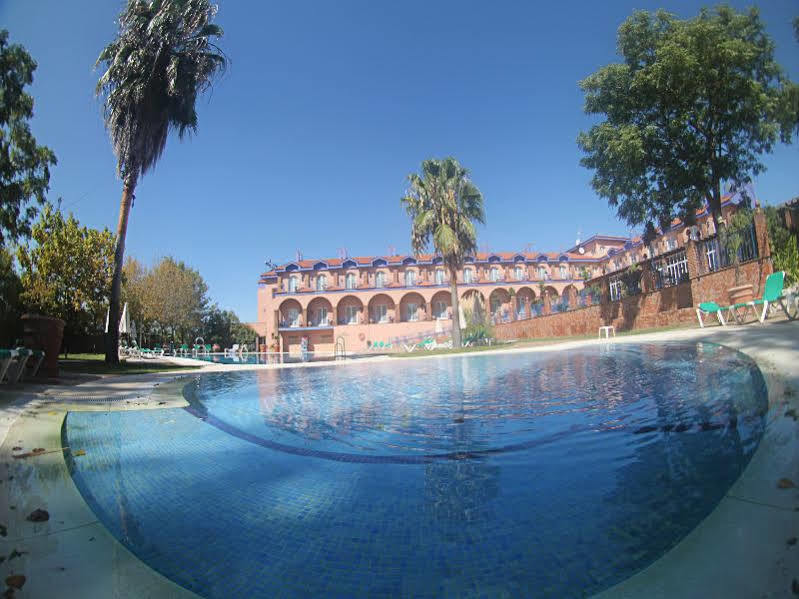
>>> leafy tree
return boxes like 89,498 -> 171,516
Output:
16,204 -> 115,337
578,6 -> 794,232
401,157 -> 485,348
96,0 -> 226,363
764,205 -> 799,286
0,248 -> 23,345
139,256 -> 209,343
0,30 -> 57,249
204,305 -> 254,347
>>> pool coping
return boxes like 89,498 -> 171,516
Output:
0,321 -> 796,597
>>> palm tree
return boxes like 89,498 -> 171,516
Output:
401,158 -> 485,348
95,0 -> 225,363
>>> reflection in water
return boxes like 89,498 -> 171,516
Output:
67,342 -> 768,599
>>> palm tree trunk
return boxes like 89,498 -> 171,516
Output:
105,175 -> 136,364
448,265 -> 462,348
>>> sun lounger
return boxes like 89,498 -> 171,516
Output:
1,349 -> 32,384
695,301 -> 728,328
744,271 -> 796,323
0,349 -> 16,383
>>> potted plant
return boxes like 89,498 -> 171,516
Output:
721,209 -> 756,304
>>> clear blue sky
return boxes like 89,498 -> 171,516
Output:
2,1 -> 797,321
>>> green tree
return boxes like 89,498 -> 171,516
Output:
764,205 -> 799,286
96,0 -> 226,363
0,248 -> 23,346
401,157 -> 485,348
204,305 -> 254,347
0,30 -> 57,249
140,257 -> 209,343
578,6 -> 794,232
16,204 -> 115,337
121,256 -> 148,344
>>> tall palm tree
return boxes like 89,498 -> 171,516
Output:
96,0 -> 225,363
401,158 -> 485,348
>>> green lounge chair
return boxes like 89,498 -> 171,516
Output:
3,349 -> 32,384
744,271 -> 796,323
695,301 -> 728,328
0,349 -> 15,383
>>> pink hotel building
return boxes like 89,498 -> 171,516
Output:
253,198 -> 741,354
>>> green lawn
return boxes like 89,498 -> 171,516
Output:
59,353 -> 201,375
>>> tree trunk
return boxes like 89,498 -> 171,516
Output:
448,265 -> 462,348
105,175 -> 136,364
709,178 -> 723,232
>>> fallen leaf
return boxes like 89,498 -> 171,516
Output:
788,537 -> 797,546
4,576 -> 24,590
73,450 -> 86,457
778,478 -> 796,489
26,509 -> 49,523
10,447 -> 21,452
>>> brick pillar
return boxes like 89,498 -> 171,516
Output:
543,291 -> 551,315
425,300 -> 432,321
524,295 -> 531,319
684,239 -> 702,279
753,209 -> 772,262
639,262 -> 654,293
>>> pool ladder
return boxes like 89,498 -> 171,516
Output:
334,336 -> 346,361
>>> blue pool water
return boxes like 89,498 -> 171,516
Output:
65,342 -> 768,598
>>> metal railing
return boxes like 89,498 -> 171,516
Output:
651,248 -> 689,290
699,223 -> 758,274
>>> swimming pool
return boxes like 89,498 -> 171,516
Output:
65,342 -> 767,598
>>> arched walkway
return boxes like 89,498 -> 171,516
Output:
515,286 -> 536,319
336,295 -> 364,325
461,289 -> 486,326
562,284 -> 579,308
488,288 -> 512,322
430,290 -> 452,320
307,297 -> 333,327
368,293 -> 395,324
278,298 -> 303,328
399,292 -> 426,322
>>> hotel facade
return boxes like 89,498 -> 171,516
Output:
253,198 -> 742,354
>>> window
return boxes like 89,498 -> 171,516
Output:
433,300 -> 448,319
559,265 -> 567,279
609,276 -> 623,301
313,307 -> 328,326
286,307 -> 300,327
435,270 -> 445,285
316,275 -> 327,291
376,271 -> 386,287
345,305 -> 359,324
373,304 -> 388,323
514,266 -> 524,281
287,275 -> 298,292
405,302 -> 418,321
464,269 -> 474,283
345,273 -> 356,289
405,270 -> 416,286
538,266 -> 548,280
490,267 -> 500,282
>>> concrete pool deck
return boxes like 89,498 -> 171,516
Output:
0,321 -> 796,598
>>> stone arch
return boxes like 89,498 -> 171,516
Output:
398,292 -> 426,322
515,286 -> 536,318
336,295 -> 364,325
488,288 -> 511,317
544,285 -> 559,299
307,297 -> 333,327
430,290 -> 452,320
562,284 -> 579,308
368,293 -> 396,324
278,298 -> 303,327
460,289 -> 486,325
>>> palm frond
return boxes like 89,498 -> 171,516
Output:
95,0 -> 226,181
